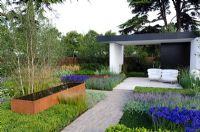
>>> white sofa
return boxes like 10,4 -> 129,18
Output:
147,68 -> 162,81
147,68 -> 178,83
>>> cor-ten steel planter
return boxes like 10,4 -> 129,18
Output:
11,83 -> 85,114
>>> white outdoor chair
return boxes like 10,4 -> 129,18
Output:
147,68 -> 162,81
161,69 -> 179,83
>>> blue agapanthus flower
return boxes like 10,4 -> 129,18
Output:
61,75 -> 90,83
149,106 -> 200,132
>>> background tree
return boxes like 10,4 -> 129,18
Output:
120,0 -> 170,34
38,25 -> 63,66
0,0 -> 64,96
79,30 -> 108,58
171,0 -> 200,31
120,0 -> 200,34
62,31 -> 83,57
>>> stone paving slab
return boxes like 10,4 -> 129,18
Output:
61,90 -> 133,132
115,77 -> 182,90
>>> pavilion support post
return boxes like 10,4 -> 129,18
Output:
190,37 -> 200,72
109,43 -> 124,74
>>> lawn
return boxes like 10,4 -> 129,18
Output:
134,86 -> 195,95
0,90 -> 106,132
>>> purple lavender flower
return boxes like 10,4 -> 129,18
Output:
61,75 -> 90,83
132,93 -> 200,109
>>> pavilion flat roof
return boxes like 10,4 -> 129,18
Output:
97,32 -> 197,45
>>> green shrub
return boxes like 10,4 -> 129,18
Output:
86,74 -> 126,91
120,101 -> 152,129
179,69 -> 193,89
123,101 -> 149,113
79,63 -> 105,71
2,78 -> 18,97
74,69 -> 95,75
86,90 -> 106,108
106,124 -> 169,132
94,67 -> 113,75
106,124 -> 133,132
126,72 -> 147,77
179,69 -> 200,90
134,87 -> 195,96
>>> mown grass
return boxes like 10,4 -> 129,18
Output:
134,86 -> 195,96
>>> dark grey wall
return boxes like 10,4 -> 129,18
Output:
160,42 -> 190,69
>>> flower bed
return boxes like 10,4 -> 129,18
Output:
61,74 -> 109,84
86,74 -> 126,91
61,75 -> 90,83
149,106 -> 200,131
108,87 -> 200,131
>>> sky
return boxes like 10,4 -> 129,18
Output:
47,0 -> 177,35
47,0 -> 133,35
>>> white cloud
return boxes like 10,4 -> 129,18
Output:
47,0 -> 133,34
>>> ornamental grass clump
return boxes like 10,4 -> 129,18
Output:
54,70 -> 73,78
61,65 -> 80,72
58,93 -> 88,111
179,69 -> 200,91
149,106 -> 200,132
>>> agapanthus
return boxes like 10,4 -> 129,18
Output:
149,106 -> 200,132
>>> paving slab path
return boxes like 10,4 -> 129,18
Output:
61,89 -> 133,132
115,77 -> 182,90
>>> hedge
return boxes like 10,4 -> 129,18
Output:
125,72 -> 147,77
106,124 -> 170,132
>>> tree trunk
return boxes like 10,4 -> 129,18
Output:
26,34 -> 31,94
172,0 -> 181,31
13,37 -> 25,95
17,55 -> 25,95
158,0 -> 168,29
26,0 -> 36,94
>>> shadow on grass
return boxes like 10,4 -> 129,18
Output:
119,110 -> 153,129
